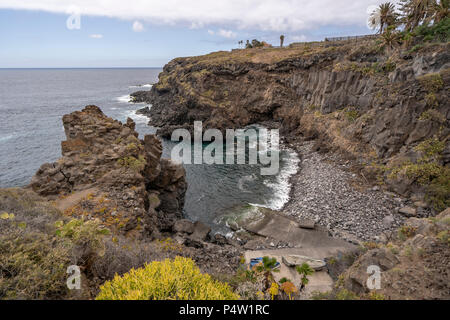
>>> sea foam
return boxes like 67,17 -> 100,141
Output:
256,148 -> 300,210
116,95 -> 131,103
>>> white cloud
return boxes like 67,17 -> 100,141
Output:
290,35 -> 307,42
217,29 -> 236,39
207,30 -> 215,35
89,34 -> 103,39
190,21 -> 204,29
0,0 -> 392,32
132,20 -> 144,32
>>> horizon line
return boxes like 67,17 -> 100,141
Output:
0,67 -> 164,70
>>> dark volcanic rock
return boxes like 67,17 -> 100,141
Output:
133,41 -> 449,201
190,221 -> 212,242
173,219 -> 195,234
136,106 -> 151,116
30,105 -> 186,238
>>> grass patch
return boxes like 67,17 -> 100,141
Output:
117,155 -> 146,172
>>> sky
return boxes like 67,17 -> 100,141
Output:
0,0 -> 393,68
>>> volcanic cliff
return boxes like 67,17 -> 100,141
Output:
132,39 -> 449,211
30,105 -> 187,238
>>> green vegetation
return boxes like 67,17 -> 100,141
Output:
126,142 -> 138,152
296,263 -> 315,286
254,256 -> 280,273
398,225 -> 418,240
336,288 -> 360,300
117,155 -> 146,172
412,16 -> 450,42
0,189 -> 112,299
437,230 -> 450,244
419,109 -> 446,123
96,257 -> 239,300
367,1 -> 449,50
387,137 -> 449,211
344,107 -> 361,122
419,73 -> 444,106
400,0 -> 449,32
311,288 -> 360,300
368,291 -> 386,300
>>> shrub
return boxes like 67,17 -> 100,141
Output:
344,107 -> 360,122
415,137 -> 445,160
413,17 -> 450,42
96,256 -> 239,300
117,155 -> 146,172
335,288 -> 359,300
418,109 -> 446,123
398,225 -> 417,240
55,218 -> 110,256
368,291 -> 385,300
280,281 -> 298,300
387,137 -> 449,211
0,230 -> 71,299
418,73 -> 444,94
268,282 -> 279,300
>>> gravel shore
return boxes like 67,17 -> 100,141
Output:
283,141 -> 409,243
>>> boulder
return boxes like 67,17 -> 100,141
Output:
190,221 -> 212,241
173,219 -> 195,234
213,234 -> 229,246
398,206 -> 417,217
298,219 -> 315,229
282,255 -> 326,271
382,215 -> 395,228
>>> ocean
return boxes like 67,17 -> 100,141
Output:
0,68 -> 299,233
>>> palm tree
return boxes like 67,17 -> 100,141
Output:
381,26 -> 401,49
280,35 -> 285,47
431,0 -> 449,23
369,2 -> 398,34
296,263 -> 314,289
400,0 -> 436,31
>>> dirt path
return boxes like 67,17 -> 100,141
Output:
54,187 -> 99,212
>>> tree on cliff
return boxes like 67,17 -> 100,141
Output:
280,35 -> 285,47
369,2 -> 398,33
400,0 -> 436,31
431,0 -> 449,23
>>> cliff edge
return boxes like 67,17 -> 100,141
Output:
133,39 -> 449,212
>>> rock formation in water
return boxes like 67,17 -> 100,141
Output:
132,40 -> 449,211
30,105 -> 186,238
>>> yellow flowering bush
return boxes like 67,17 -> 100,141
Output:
96,256 -> 240,300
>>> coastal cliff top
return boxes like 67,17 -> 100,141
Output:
168,39 -> 449,67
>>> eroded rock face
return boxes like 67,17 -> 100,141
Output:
132,41 -> 449,200
339,208 -> 450,299
30,105 -> 186,238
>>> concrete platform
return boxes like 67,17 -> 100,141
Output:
242,209 -> 358,299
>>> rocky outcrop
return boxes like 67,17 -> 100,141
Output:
133,40 -> 449,209
30,105 -> 186,238
338,208 -> 450,300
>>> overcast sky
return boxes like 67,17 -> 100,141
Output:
0,0 -> 394,68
